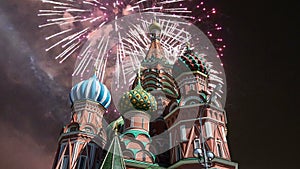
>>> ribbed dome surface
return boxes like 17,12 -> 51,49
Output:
173,47 -> 209,78
70,75 -> 111,109
118,83 -> 157,114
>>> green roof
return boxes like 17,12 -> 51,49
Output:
99,132 -> 126,169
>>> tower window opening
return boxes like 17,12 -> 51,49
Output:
95,160 -> 100,169
87,112 -> 92,123
77,156 -> 87,169
169,132 -> 172,147
131,117 -> 135,127
69,126 -> 78,132
176,145 -> 182,161
190,84 -> 195,91
205,122 -> 213,138
194,138 -> 201,149
216,141 -> 224,158
142,118 -> 144,129
214,112 -> 218,119
180,125 -> 187,141
61,155 -> 69,169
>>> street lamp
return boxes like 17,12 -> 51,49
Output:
194,84 -> 222,168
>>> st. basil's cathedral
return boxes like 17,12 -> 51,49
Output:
51,21 -> 238,169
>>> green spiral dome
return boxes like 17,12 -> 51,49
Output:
118,83 -> 157,114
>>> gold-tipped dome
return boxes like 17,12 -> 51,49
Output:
149,20 -> 161,40
118,75 -> 157,114
149,20 -> 161,33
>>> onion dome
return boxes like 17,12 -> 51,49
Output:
118,78 -> 157,114
70,74 -> 111,109
149,20 -> 161,33
172,45 -> 209,78
132,69 -> 180,100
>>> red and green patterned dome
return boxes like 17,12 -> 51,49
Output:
173,46 -> 209,78
118,82 -> 157,114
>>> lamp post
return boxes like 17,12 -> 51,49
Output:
194,84 -> 222,168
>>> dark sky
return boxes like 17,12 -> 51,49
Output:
0,0 -> 298,169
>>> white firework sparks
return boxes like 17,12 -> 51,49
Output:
38,0 -> 195,63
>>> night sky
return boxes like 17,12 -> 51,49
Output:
0,0 -> 298,169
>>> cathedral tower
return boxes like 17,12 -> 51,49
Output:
52,75 -> 111,169
163,46 -> 237,168
118,72 -> 157,164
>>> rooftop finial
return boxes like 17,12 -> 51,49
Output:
93,59 -> 99,76
154,15 -> 157,23
149,17 -> 161,40
185,42 -> 193,54
186,42 -> 191,50
137,65 -> 142,86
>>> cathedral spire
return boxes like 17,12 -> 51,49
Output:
145,20 -> 164,60
100,131 -> 126,169
142,19 -> 173,73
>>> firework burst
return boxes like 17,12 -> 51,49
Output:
38,0 -> 225,63
69,13 -> 226,108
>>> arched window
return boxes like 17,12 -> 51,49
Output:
219,114 -> 223,121
69,126 -> 77,132
68,125 -> 78,132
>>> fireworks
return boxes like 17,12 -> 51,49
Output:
68,13 -> 226,108
38,0 -> 225,63
38,0 -> 227,107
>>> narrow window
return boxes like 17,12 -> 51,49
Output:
95,160 -> 100,169
61,155 -> 69,169
216,141 -> 224,158
205,122 -> 213,138
77,156 -> 87,169
141,118 -> 144,129
87,112 -> 92,123
190,84 -> 195,91
221,127 -> 227,142
194,138 -> 201,149
176,146 -> 181,161
77,112 -> 82,121
131,117 -> 134,127
169,132 -> 172,147
214,112 -> 218,120
180,125 -> 187,141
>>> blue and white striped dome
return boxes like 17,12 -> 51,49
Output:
70,75 -> 111,109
